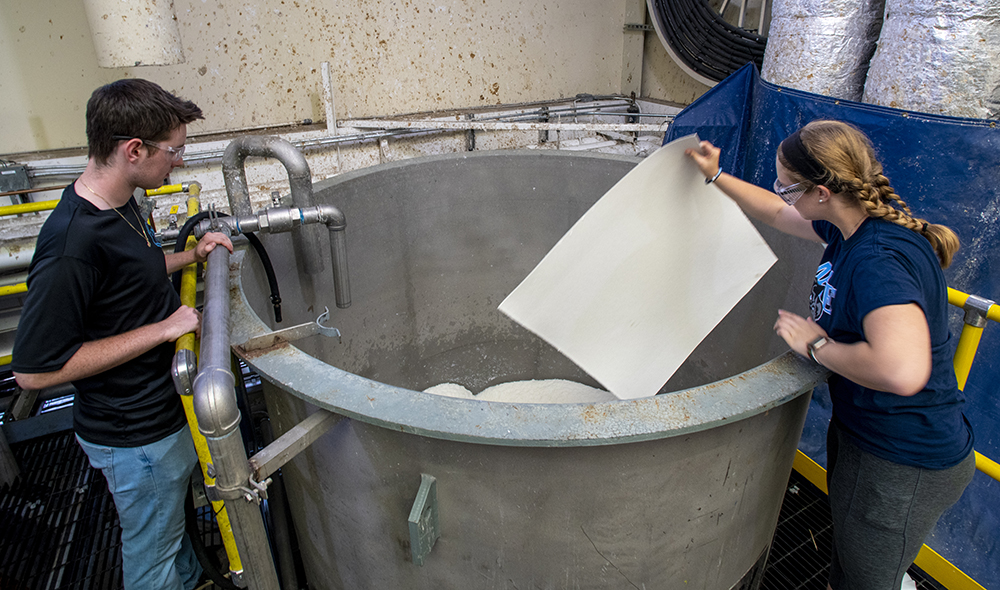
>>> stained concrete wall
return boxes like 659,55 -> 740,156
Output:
0,0 -> 708,155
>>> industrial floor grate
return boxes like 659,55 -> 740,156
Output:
761,469 -> 946,590
0,430 -> 952,590
0,431 -> 227,590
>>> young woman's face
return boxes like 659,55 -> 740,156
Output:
775,157 -> 822,217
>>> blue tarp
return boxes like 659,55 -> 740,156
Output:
666,64 -> 1000,587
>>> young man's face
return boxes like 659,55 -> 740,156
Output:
135,124 -> 187,189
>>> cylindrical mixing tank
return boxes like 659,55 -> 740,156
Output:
228,150 -> 827,589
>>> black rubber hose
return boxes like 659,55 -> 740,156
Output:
185,480 -> 240,590
172,211 -> 283,323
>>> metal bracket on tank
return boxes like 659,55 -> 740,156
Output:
407,474 -> 441,566
239,307 -> 342,352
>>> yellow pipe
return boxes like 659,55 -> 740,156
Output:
949,287 -> 1000,323
0,355 -> 11,366
147,181 -> 201,197
175,195 -> 244,575
0,200 -> 60,217
793,451 -> 987,590
944,287 -> 1000,483
953,325 -> 983,391
146,183 -> 187,196
0,283 -> 27,296
976,451 -> 1000,482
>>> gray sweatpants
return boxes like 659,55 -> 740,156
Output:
826,421 -> 975,590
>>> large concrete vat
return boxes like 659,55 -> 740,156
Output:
228,150 -> 828,589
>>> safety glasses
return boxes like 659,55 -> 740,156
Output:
112,136 -> 186,162
773,178 -> 808,206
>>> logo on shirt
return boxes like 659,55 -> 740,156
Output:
810,262 -> 836,321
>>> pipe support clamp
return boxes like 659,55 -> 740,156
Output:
963,294 -> 995,328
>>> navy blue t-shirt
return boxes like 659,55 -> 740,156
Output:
811,218 -> 973,469
12,184 -> 185,447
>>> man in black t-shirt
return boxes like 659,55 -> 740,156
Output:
12,79 -> 232,590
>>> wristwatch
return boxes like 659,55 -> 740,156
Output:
807,336 -> 830,365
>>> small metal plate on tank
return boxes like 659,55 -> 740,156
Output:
407,474 -> 440,566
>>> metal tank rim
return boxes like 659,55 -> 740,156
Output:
309,148 -> 646,194
228,248 -> 828,448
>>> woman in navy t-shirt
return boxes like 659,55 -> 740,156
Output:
687,120 -> 974,590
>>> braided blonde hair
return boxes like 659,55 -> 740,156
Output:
778,120 -> 959,268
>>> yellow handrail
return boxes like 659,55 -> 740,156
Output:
946,287 -> 1000,483
0,284 -> 27,297
0,200 -> 60,217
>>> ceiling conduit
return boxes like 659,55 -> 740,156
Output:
646,0 -> 768,87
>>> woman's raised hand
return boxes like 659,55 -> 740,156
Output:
685,140 -> 721,181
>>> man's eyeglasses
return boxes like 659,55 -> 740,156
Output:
773,178 -> 808,206
112,136 -> 186,162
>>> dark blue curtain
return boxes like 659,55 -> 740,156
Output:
667,63 -> 1000,586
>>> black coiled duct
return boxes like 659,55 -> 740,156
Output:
172,211 -> 283,323
650,0 -> 767,83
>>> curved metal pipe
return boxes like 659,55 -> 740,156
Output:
307,204 -> 351,309
193,244 -> 280,589
195,204 -> 351,309
193,246 -> 241,438
222,135 -> 323,274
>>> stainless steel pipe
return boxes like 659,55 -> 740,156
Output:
193,245 -> 279,590
195,204 -> 351,309
222,135 -> 323,275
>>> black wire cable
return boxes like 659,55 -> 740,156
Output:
172,211 -> 283,323
651,0 -> 768,83
185,486 -> 240,590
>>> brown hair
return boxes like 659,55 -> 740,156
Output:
86,79 -> 203,167
778,120 -> 959,268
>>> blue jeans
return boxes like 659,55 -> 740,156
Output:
77,426 -> 203,590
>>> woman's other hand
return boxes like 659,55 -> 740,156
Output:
773,309 -> 827,357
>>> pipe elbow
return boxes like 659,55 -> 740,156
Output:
192,366 -> 241,438
223,135 -> 314,216
318,204 -> 347,230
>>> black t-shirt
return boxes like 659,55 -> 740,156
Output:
12,184 -> 186,447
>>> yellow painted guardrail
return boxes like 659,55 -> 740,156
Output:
0,200 -> 60,217
947,287 -> 1000,483
793,285 -> 999,590
0,182 -> 203,300
0,284 -> 27,297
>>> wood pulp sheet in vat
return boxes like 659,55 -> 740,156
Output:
498,135 -> 777,400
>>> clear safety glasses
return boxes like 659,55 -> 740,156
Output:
112,136 -> 186,162
773,178 -> 809,206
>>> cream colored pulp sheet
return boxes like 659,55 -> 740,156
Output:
498,135 -> 777,400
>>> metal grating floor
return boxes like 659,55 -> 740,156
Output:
0,429 -> 950,590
